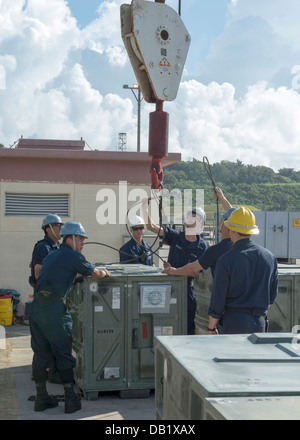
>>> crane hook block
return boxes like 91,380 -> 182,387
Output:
120,0 -> 191,103
149,109 -> 169,158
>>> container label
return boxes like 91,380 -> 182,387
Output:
89,282 -> 98,292
94,306 -> 103,312
112,287 -> 121,309
162,326 -> 173,336
104,367 -> 120,379
293,219 -> 300,227
154,326 -> 173,336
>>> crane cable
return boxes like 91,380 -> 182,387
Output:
84,192 -> 166,265
202,156 -> 220,243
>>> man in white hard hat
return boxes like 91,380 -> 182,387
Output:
143,200 -> 208,334
119,215 -> 154,266
163,188 -> 236,278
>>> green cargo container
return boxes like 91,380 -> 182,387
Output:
194,264 -> 300,334
68,264 -> 187,400
155,333 -> 300,420
194,268 -> 213,334
204,396 -> 300,420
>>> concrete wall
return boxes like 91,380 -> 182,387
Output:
0,141 -> 181,309
0,181 -> 152,304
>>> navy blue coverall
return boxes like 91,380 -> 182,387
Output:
119,238 -> 154,266
32,235 -> 60,268
30,243 -> 95,383
198,237 -> 233,277
163,227 -> 208,334
29,235 -> 60,288
208,238 -> 278,334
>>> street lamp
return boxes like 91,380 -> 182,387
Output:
123,84 -> 143,152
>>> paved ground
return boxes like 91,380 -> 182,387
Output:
0,324 -> 155,420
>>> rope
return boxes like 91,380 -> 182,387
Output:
203,156 -> 220,243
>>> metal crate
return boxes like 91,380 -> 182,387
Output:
204,396 -> 300,420
68,264 -> 187,400
155,333 -> 300,420
194,264 -> 300,334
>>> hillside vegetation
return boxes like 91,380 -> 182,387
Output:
163,159 -> 300,212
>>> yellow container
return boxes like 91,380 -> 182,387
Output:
0,296 -> 13,326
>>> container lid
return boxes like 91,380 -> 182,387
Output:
95,264 -> 163,277
155,333 -> 300,396
205,396 -> 300,420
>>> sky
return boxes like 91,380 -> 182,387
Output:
0,0 -> 300,171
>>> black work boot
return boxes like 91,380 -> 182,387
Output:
64,383 -> 81,414
34,382 -> 58,412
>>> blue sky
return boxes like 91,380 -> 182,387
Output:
0,0 -> 300,170
68,0 -> 230,65
68,0 -> 104,27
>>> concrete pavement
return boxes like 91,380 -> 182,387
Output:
0,324 -> 155,420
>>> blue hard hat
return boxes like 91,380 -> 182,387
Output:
221,206 -> 239,220
60,221 -> 88,238
42,213 -> 64,230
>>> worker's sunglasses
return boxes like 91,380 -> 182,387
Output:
132,226 -> 145,231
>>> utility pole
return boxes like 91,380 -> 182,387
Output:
123,84 -> 143,152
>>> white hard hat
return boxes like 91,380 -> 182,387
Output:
187,207 -> 206,222
185,207 -> 206,235
129,215 -> 145,228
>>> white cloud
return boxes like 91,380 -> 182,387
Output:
0,0 -> 136,146
0,0 -> 299,173
196,0 -> 300,95
106,45 -> 128,67
163,80 -> 300,170
229,0 -> 300,48
81,0 -> 127,56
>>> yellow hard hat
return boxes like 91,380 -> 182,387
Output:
224,206 -> 259,235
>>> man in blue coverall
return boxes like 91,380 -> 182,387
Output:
29,221 -> 110,413
163,206 -> 238,275
163,188 -> 237,278
29,214 -> 64,287
207,207 -> 278,335
29,214 -> 64,383
119,215 -> 154,266
145,202 -> 208,334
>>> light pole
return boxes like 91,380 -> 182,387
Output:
123,84 -> 143,152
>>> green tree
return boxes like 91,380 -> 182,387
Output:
163,159 -> 300,211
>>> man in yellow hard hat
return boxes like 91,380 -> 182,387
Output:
207,206 -> 278,335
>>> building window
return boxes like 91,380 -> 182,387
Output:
5,193 -> 69,217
